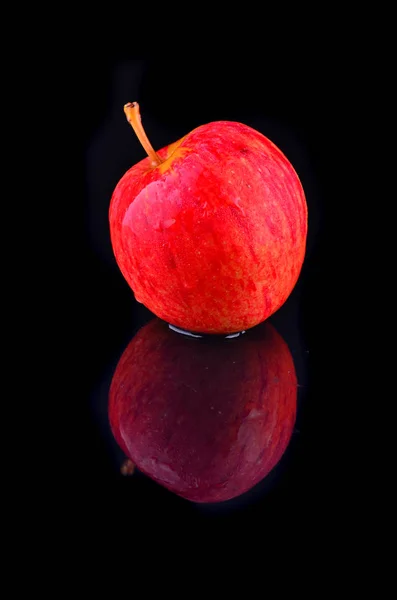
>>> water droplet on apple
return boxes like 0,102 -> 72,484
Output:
163,218 -> 176,229
134,294 -> 143,304
225,331 -> 246,339
154,218 -> 176,231
232,198 -> 246,217
168,324 -> 203,338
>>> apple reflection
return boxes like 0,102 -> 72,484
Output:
108,318 -> 297,503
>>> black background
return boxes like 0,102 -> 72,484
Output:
43,54 -> 360,550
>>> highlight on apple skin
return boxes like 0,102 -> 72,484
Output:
109,102 -> 308,335
108,318 -> 297,503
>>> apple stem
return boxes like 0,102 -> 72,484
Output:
124,102 -> 163,167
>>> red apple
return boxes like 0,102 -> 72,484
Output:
108,318 -> 297,503
109,102 -> 307,334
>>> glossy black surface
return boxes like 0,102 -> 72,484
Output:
63,58 -> 348,541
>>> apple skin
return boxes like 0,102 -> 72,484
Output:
109,120 -> 308,334
108,318 -> 297,503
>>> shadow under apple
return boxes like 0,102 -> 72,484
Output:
108,318 -> 297,503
